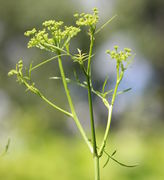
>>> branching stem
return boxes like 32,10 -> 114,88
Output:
99,63 -> 123,156
41,94 -> 73,117
8,9 -> 135,180
57,54 -> 93,153
98,82 -> 118,156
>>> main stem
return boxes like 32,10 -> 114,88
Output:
94,156 -> 100,180
87,34 -> 100,180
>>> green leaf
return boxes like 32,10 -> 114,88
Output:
31,54 -> 67,71
4,139 -> 10,154
103,150 -> 117,168
29,62 -> 33,79
95,15 -> 117,34
8,69 -> 17,76
50,76 -> 87,89
103,150 -> 138,168
50,76 -> 112,110
49,76 -> 109,105
117,88 -> 132,95
102,76 -> 109,93
73,70 -> 80,83
1,138 -> 10,157
49,76 -> 71,83
103,89 -> 113,97
124,53 -> 136,70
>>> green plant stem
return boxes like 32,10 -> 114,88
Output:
31,54 -> 67,71
57,54 -> 93,152
23,79 -> 73,117
87,75 -> 98,156
95,14 -> 117,34
87,34 -> 94,75
94,156 -> 100,180
41,94 -> 73,117
87,33 -> 100,180
99,65 -> 123,156
87,34 -> 97,155
98,82 -> 119,156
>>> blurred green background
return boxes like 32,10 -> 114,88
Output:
0,0 -> 164,179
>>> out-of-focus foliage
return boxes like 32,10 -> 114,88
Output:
0,131 -> 164,180
115,0 -> 164,118
116,0 -> 164,68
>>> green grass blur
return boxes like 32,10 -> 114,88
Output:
0,129 -> 164,180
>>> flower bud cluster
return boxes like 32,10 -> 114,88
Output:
25,29 -> 51,49
74,8 -> 98,28
8,60 -> 40,95
24,28 -> 37,36
42,20 -> 64,30
106,46 -> 132,63
24,20 -> 81,52
8,60 -> 25,82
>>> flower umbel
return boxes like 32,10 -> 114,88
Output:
106,46 -> 134,78
74,8 -> 98,33
8,60 -> 40,95
24,20 -> 81,53
106,46 -> 132,63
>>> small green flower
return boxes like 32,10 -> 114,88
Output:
106,50 -> 110,54
8,60 -> 40,95
74,8 -> 99,30
64,26 -> 81,38
73,13 -> 79,18
106,46 -> 133,73
124,48 -> 131,53
24,28 -> 37,37
24,20 -> 81,53
8,69 -> 18,76
106,46 -> 132,63
114,45 -> 118,51
42,20 -> 64,31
